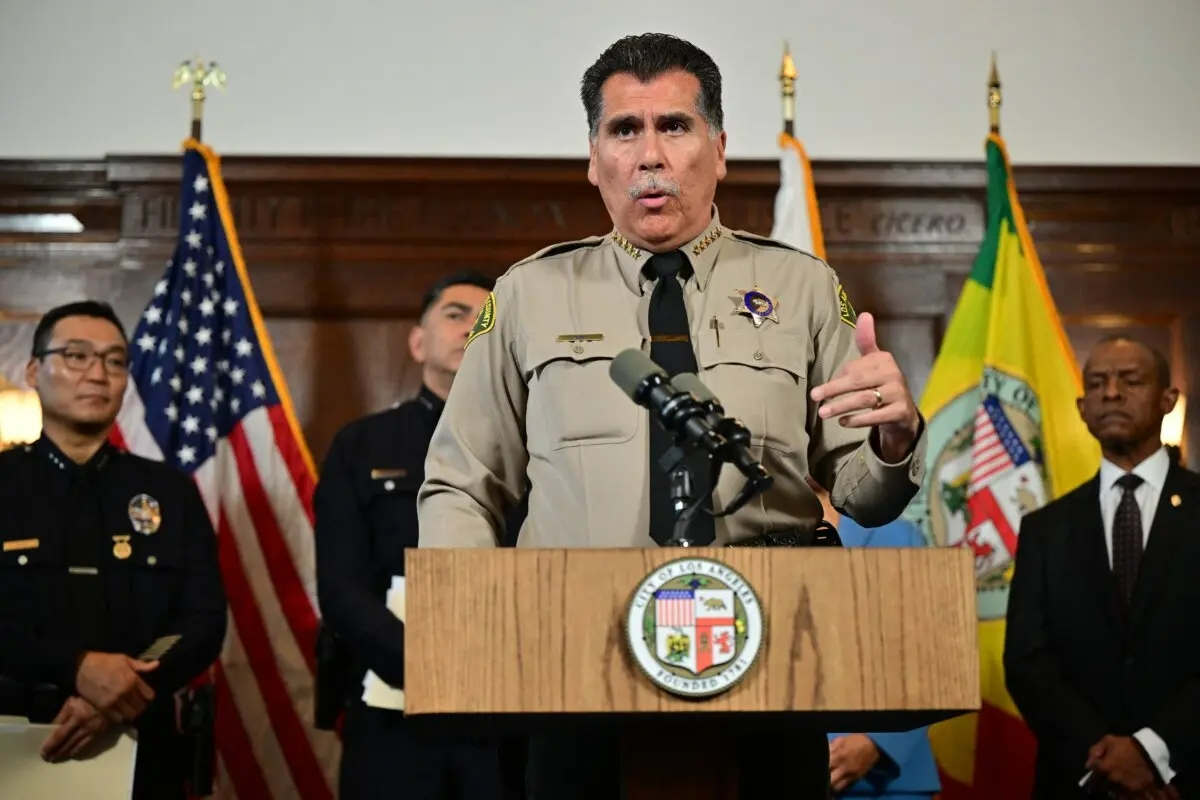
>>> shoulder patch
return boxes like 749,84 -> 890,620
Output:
837,284 -> 857,328
465,292 -> 496,348
730,231 -> 803,253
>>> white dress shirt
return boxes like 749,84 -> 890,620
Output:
1097,446 -> 1175,783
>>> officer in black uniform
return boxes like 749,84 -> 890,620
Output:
315,272 -> 526,800
0,300 -> 228,800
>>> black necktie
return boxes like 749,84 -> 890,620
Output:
1112,473 -> 1145,607
645,251 -> 715,546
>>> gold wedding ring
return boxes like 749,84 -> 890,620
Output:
872,388 -> 883,409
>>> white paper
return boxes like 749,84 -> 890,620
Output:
362,575 -> 406,711
0,719 -> 138,799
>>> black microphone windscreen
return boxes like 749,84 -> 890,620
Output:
608,349 -> 665,400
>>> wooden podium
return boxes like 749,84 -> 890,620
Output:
404,546 -> 979,798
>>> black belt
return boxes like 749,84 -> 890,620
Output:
729,521 -> 843,548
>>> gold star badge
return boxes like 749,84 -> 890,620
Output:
731,287 -> 779,327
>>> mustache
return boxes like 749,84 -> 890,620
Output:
626,173 -> 680,199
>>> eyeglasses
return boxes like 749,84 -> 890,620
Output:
38,346 -> 130,375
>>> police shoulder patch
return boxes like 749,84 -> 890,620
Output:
465,292 -> 496,348
837,284 -> 857,328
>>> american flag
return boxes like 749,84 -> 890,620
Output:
655,589 -> 695,626
968,394 -> 1033,494
111,140 -> 341,798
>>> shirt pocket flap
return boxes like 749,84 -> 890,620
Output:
123,534 -> 185,571
522,332 -> 645,449
698,326 -> 809,381
696,327 -> 811,453
523,332 -> 644,373
362,467 -> 423,496
0,538 -> 58,568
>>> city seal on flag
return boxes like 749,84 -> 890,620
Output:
907,366 -> 1049,620
625,556 -> 763,698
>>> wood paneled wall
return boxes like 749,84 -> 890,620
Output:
1,155 -> 1198,465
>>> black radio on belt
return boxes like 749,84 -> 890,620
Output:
182,683 -> 215,796
314,620 -> 351,730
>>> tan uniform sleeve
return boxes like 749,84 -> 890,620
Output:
806,265 -> 927,527
417,275 -> 528,547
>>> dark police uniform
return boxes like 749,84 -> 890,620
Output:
315,385 -> 526,800
0,437 -> 228,799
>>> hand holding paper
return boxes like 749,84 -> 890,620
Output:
361,576 -> 407,711
40,697 -> 110,763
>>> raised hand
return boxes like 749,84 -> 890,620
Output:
810,312 -> 920,462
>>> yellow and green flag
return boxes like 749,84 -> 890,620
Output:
903,133 -> 1100,798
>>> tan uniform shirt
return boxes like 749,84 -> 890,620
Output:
417,208 -> 927,548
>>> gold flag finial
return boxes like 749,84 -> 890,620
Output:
172,57 -> 227,142
780,42 -> 797,137
987,51 -> 1001,134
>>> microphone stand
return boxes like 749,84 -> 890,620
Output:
658,444 -> 711,548
657,426 -> 771,548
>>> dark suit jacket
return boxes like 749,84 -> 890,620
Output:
1004,463 -> 1200,798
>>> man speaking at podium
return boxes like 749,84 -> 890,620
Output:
418,32 -> 928,799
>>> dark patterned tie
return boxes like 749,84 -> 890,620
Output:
645,251 -> 715,546
1112,473 -> 1145,607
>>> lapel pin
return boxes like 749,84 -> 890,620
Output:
1171,494 -> 1182,507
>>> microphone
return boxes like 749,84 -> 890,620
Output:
608,350 -> 724,458
608,350 -> 773,515
670,373 -> 773,514
670,373 -> 752,449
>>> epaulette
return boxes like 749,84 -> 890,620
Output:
730,230 -> 806,254
512,236 -> 606,268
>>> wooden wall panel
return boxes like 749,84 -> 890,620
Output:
265,319 -> 423,449
2,155 -> 1198,465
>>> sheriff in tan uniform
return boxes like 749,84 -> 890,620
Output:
420,31 -> 929,800
416,208 -> 927,549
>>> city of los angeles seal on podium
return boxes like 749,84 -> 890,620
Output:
625,557 -> 764,698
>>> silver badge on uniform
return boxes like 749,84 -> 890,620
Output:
128,494 -> 162,536
731,287 -> 780,328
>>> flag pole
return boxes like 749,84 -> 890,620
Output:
988,51 -> 1002,134
780,42 -> 796,137
172,57 -> 227,142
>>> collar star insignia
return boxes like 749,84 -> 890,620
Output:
731,287 -> 779,327
691,226 -> 723,256
611,231 -> 642,259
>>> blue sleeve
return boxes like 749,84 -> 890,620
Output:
864,730 -> 924,780
902,520 -> 926,548
826,729 -> 925,783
